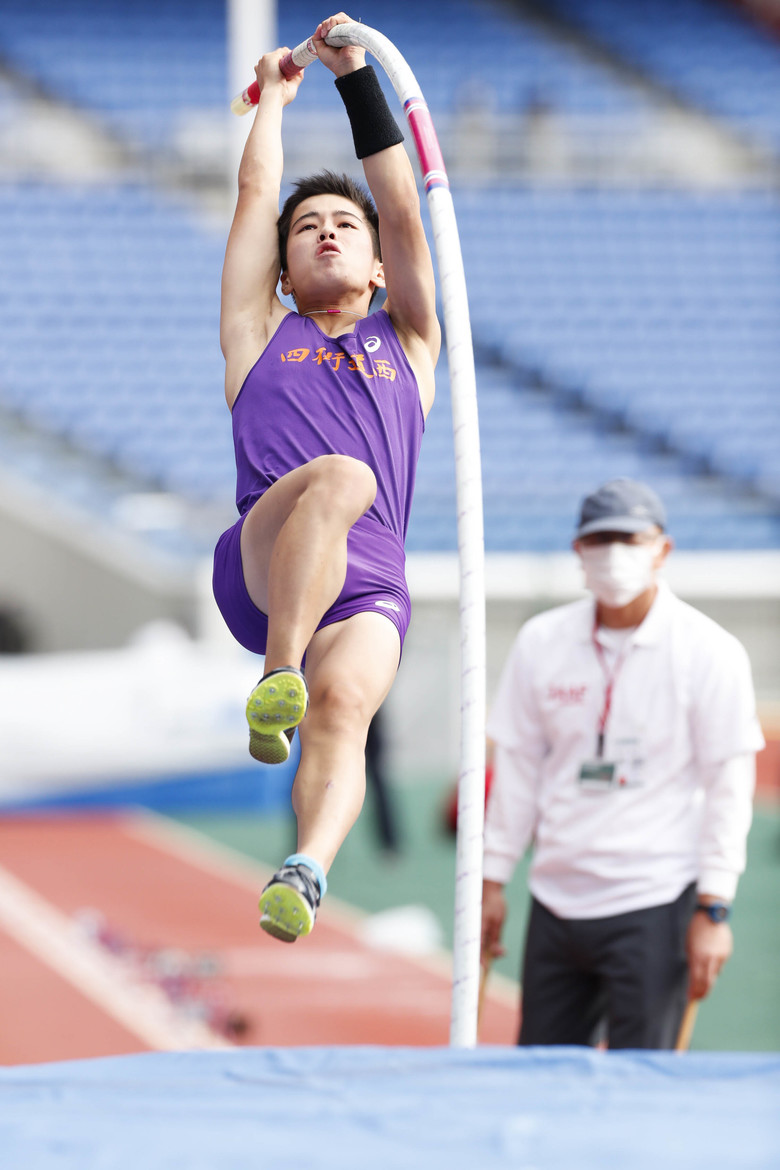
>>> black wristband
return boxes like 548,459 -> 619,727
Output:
334,65 -> 404,159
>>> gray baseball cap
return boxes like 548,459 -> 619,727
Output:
575,478 -> 667,539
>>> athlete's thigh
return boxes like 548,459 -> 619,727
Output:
303,611 -> 401,729
239,463 -> 324,614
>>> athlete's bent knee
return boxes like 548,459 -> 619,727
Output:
307,455 -> 377,517
305,675 -> 373,740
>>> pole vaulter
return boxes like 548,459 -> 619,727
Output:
232,22 -> 487,1048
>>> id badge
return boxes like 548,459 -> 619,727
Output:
613,735 -> 645,789
578,760 -> 616,790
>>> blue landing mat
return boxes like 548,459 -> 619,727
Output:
1,1046 -> 778,1170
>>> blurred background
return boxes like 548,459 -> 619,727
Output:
0,0 -> 778,1051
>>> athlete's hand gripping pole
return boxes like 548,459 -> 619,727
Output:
232,22 -> 486,1050
230,30 -> 352,114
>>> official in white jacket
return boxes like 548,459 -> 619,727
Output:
481,478 -> 764,1049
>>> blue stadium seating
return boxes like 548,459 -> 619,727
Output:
0,0 -> 652,153
409,364 -> 780,551
453,186 -> 780,504
0,2 -> 778,555
1,174 -> 778,552
538,0 -> 780,152
0,184 -> 233,503
5,0 -> 775,156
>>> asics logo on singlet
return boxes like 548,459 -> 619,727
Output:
364,336 -> 382,352
375,599 -> 401,612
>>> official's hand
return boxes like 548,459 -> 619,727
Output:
481,880 -> 508,964
686,914 -> 733,1000
314,13 -> 366,77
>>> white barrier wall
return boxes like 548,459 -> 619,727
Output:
0,476 -> 196,651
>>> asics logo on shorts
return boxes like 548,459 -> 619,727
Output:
375,599 -> 401,613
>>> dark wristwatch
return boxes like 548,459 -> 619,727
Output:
695,901 -> 731,924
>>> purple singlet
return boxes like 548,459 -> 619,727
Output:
212,310 -> 425,655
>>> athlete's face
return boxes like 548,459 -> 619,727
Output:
280,194 -> 384,305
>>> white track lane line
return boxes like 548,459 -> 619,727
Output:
0,861 -> 232,1052
122,809 -> 520,1008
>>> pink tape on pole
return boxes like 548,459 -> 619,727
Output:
404,97 -> 449,192
278,52 -> 298,79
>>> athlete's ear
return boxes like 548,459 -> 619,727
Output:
280,270 -> 293,296
370,261 -> 386,292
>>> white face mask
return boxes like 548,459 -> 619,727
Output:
579,539 -> 662,608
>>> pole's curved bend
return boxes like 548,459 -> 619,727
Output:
232,25 -> 486,1050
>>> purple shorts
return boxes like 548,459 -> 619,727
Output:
212,509 -> 411,656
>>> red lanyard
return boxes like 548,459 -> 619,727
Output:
591,621 -> 632,758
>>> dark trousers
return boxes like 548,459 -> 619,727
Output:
519,882 -> 697,1050
365,712 -> 400,854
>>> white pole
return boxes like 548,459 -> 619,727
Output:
230,25 -> 487,1047
332,26 -> 487,1049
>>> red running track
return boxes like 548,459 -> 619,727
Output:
0,813 -> 519,1065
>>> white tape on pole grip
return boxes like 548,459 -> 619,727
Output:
291,38 -> 317,68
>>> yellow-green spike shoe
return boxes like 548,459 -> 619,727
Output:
259,863 -> 321,943
246,666 -> 308,765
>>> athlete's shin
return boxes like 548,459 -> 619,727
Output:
291,693 -> 371,872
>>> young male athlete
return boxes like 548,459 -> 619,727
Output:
212,13 -> 440,943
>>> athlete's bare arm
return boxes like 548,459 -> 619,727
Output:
220,51 -> 303,408
314,15 -> 441,416
363,140 -> 440,417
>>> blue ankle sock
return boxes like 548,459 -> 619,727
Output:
284,853 -> 327,897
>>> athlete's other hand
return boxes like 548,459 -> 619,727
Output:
314,13 -> 366,77
254,48 -> 304,105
